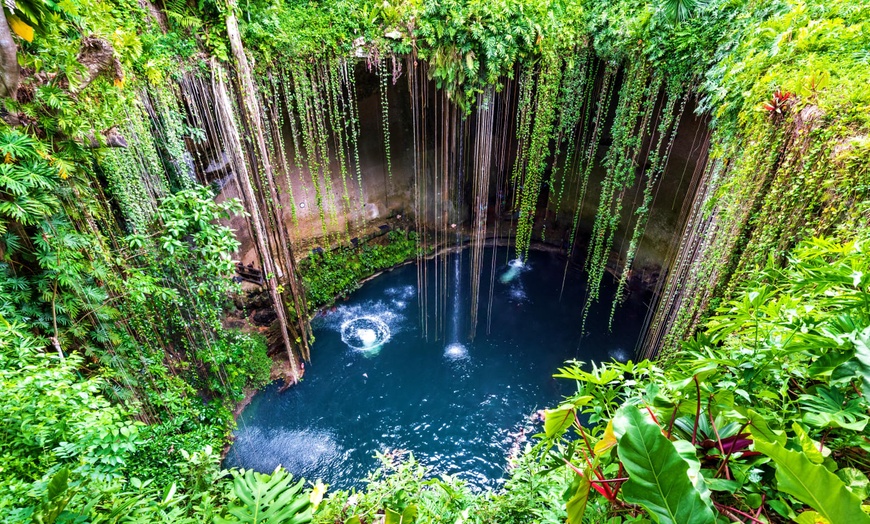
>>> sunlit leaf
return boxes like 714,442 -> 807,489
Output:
613,406 -> 716,524
754,440 -> 870,524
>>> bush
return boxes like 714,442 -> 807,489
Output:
299,230 -> 419,311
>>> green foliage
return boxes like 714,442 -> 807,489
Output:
216,468 -> 313,524
662,0 -> 706,25
511,49 -> 563,259
564,471 -> 591,524
657,0 -> 870,352
31,468 -> 73,524
754,439 -> 870,524
299,230 -> 419,310
537,232 -> 870,521
315,454 -> 476,524
612,406 -> 716,524
0,129 -> 61,233
0,323 -> 140,512
239,0 -> 377,61
415,0 -> 541,111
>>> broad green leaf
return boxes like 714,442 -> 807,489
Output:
33,468 -> 74,524
565,470 -> 591,524
794,511 -> 830,524
768,497 -> 796,520
703,477 -> 741,493
545,405 -> 575,438
737,408 -> 786,445
672,440 -> 711,505
744,493 -> 763,509
46,468 -> 69,501
792,423 -> 829,464
836,468 -> 869,500
215,467 -> 313,524
801,386 -> 868,431
853,328 -> 870,394
385,504 -> 417,524
612,406 -> 716,524
808,350 -> 854,377
754,440 -> 870,524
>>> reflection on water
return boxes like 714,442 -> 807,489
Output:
225,248 -> 648,490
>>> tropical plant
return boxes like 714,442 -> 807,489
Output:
538,232 -> 870,522
216,468 -> 313,524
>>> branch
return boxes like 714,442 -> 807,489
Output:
83,126 -> 128,148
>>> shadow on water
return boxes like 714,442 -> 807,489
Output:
224,247 -> 648,490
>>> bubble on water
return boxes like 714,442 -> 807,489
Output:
500,259 -> 531,284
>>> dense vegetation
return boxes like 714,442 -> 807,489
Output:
299,230 -> 419,310
0,0 -> 868,522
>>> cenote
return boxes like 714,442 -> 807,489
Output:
225,246 -> 647,489
8,0 -> 869,520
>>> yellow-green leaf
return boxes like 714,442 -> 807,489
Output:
593,419 -> 617,456
754,439 -> 870,524
565,470 -> 591,524
794,511 -> 830,524
544,405 -> 575,438
8,15 -> 33,42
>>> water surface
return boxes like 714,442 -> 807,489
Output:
225,247 -> 647,489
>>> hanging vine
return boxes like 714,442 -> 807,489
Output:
561,64 -> 614,291
609,79 -> 687,324
468,88 -> 495,339
288,61 -> 330,233
264,71 -> 299,227
512,50 -> 563,260
582,59 -> 656,326
377,55 -> 393,180
541,47 -> 591,240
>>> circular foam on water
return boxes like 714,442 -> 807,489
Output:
444,342 -> 469,360
508,258 -> 525,268
341,317 -> 391,351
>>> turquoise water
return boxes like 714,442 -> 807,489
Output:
224,247 -> 647,489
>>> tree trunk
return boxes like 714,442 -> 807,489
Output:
224,3 -> 311,376
0,9 -> 20,100
213,64 -> 302,382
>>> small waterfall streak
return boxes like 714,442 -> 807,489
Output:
445,252 -> 468,360
449,252 -> 462,344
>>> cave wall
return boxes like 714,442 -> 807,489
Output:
177,59 -> 709,291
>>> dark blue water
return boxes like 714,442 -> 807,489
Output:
225,247 -> 647,489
